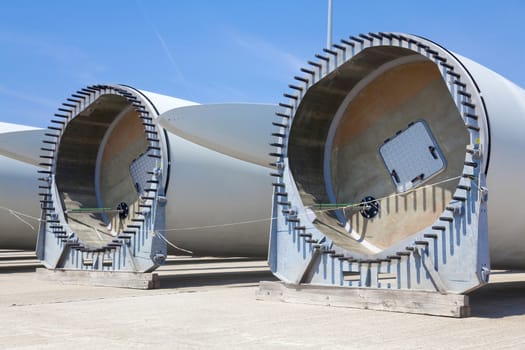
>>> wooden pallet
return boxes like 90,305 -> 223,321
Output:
256,281 -> 470,318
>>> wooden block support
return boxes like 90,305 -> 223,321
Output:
256,281 -> 470,318
36,268 -> 160,290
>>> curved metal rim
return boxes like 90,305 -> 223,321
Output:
269,31 -> 486,259
38,84 -> 163,253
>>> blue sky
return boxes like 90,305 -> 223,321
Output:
1,0 -> 524,127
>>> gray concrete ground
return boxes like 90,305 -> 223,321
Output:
1,250 -> 525,349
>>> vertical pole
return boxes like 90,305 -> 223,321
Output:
327,0 -> 333,48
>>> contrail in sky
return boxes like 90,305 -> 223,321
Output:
135,0 -> 193,99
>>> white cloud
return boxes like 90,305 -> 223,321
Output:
0,32 -> 107,83
0,85 -> 56,108
135,0 -> 194,100
230,31 -> 304,74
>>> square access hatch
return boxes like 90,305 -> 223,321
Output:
379,120 -> 446,193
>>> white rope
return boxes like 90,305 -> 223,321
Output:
159,175 -> 465,231
0,174 -> 467,235
317,175 -> 463,210
158,217 -> 272,232
153,231 -> 194,255
0,206 -> 40,231
0,206 -> 41,221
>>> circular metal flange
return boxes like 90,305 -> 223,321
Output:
359,196 -> 380,219
267,32 -> 489,293
117,202 -> 129,220
37,84 -> 165,269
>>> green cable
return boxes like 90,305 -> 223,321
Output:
67,207 -> 114,213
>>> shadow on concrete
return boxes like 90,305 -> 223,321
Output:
159,270 -> 277,289
6,251 -> 523,319
162,257 -> 264,266
0,251 -> 42,273
469,280 -> 525,318
0,266 -> 41,273
161,265 -> 270,273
